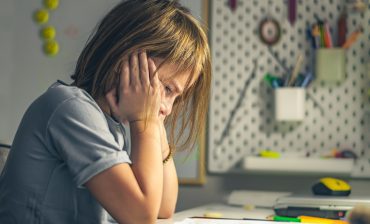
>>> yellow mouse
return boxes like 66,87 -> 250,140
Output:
312,177 -> 351,196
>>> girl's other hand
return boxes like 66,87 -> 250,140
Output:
158,117 -> 170,158
106,51 -> 162,123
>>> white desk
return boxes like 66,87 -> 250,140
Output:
157,204 -> 274,224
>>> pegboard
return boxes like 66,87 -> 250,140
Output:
208,0 -> 370,177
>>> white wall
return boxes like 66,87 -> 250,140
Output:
0,0 -> 119,144
0,0 -> 14,144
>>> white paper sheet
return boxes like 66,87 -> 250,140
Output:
175,218 -> 287,224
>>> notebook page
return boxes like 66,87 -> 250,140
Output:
175,218 -> 288,224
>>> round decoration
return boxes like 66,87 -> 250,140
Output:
33,9 -> 49,25
44,0 -> 60,10
41,26 -> 56,40
259,18 -> 281,46
43,40 -> 59,56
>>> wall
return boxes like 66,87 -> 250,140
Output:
0,0 -> 120,144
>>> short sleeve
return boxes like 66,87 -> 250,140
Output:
46,97 -> 131,188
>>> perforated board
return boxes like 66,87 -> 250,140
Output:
208,0 -> 370,177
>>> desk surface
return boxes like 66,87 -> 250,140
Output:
157,204 -> 274,224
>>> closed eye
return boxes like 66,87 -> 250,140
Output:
165,86 -> 173,94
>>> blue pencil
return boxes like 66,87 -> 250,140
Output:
301,72 -> 313,87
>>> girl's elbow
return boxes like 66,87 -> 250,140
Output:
158,212 -> 174,219
158,207 -> 175,219
143,209 -> 161,223
140,213 -> 158,224
122,208 -> 158,224
142,201 -> 162,223
115,200 -> 159,224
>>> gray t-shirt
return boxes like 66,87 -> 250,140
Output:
0,81 -> 131,223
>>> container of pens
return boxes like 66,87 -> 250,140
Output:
316,48 -> 345,83
274,87 -> 305,122
264,53 -> 311,122
310,15 -> 363,83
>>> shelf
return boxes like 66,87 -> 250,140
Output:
242,157 -> 354,175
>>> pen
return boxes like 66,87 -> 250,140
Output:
294,73 -> 305,87
319,22 -> 325,48
337,11 -> 347,46
264,74 -> 273,87
306,28 -> 315,48
342,27 -> 363,49
311,24 -> 321,49
323,20 -> 333,48
272,79 -> 280,88
284,71 -> 291,87
313,15 -> 325,48
301,72 -> 313,87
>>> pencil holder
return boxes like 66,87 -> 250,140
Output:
315,48 -> 345,83
274,88 -> 305,121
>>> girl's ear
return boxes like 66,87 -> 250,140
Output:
105,88 -> 120,120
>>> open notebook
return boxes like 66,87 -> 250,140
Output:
175,218 -> 290,224
274,195 -> 370,219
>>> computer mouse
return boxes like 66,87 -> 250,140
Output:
312,177 -> 351,196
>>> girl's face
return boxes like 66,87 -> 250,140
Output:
153,58 -> 195,120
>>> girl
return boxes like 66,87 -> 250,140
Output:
0,0 -> 211,223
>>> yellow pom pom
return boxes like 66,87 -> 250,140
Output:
41,26 -> 56,40
34,9 -> 49,25
43,40 -> 59,56
203,212 -> 223,218
243,204 -> 255,211
44,0 -> 59,10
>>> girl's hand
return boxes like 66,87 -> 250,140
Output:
159,118 -> 171,159
106,51 -> 162,123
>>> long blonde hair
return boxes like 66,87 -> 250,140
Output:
71,0 -> 211,151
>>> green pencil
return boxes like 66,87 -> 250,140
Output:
273,215 -> 301,222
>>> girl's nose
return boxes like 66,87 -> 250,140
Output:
160,102 -> 172,116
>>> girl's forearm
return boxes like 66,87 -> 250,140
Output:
130,120 -> 163,216
158,125 -> 179,218
158,158 -> 178,218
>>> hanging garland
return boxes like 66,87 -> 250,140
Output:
33,0 -> 60,57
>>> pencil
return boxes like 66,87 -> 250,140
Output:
299,216 -> 349,224
342,27 -> 363,49
288,54 -> 304,86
